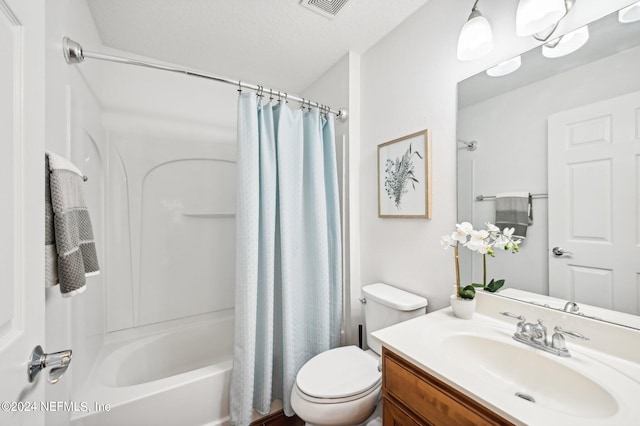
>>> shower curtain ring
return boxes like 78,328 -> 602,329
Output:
284,93 -> 288,103
237,81 -> 242,93
269,88 -> 274,101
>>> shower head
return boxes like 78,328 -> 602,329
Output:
458,139 -> 478,151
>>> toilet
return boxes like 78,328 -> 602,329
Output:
291,283 -> 428,426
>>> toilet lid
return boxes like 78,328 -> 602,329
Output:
296,346 -> 381,400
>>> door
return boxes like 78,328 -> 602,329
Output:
548,90 -> 640,315
0,1 -> 45,424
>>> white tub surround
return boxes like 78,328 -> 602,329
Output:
371,292 -> 640,425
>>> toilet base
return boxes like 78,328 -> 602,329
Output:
291,382 -> 381,426
303,401 -> 382,426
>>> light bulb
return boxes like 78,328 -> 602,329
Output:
516,0 -> 566,36
457,7 -> 493,61
486,56 -> 522,77
619,1 -> 640,23
542,25 -> 589,58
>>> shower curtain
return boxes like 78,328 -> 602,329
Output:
230,93 -> 342,425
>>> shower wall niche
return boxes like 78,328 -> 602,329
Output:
106,131 -> 236,332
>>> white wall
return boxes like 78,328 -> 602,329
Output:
359,0 -> 638,312
99,48 -> 236,142
45,1 -> 105,425
458,44 -> 640,296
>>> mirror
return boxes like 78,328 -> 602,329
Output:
457,7 -> 640,329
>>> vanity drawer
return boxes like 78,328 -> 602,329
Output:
382,396 -> 422,426
382,348 -> 513,426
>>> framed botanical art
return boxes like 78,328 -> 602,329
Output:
377,129 -> 432,218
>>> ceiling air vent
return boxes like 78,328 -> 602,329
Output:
300,0 -> 349,19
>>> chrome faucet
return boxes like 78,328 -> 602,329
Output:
500,312 -> 589,357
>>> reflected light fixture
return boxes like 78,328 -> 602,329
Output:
516,0 -> 569,37
542,25 -> 589,58
486,55 -> 522,77
619,1 -> 640,23
457,0 -> 493,61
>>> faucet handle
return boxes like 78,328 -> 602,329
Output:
554,326 -> 589,341
500,312 -> 526,322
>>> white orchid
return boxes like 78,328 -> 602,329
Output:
452,222 -> 473,244
441,234 -> 455,249
485,222 -> 500,233
463,229 -> 493,256
492,227 -> 521,253
442,221 -> 522,297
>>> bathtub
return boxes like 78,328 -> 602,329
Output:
72,311 -> 233,426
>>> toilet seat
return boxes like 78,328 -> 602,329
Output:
295,346 -> 381,403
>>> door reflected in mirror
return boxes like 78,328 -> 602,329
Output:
457,9 -> 640,329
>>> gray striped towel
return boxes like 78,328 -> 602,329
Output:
45,152 -> 100,297
495,192 -> 533,240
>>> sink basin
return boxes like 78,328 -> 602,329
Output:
442,333 -> 618,418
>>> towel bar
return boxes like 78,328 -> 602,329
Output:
475,193 -> 547,201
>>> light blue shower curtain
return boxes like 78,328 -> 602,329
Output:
230,93 -> 342,425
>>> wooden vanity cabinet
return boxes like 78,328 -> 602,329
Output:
382,347 -> 514,426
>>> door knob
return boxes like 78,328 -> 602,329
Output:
28,345 -> 72,384
552,247 -> 573,257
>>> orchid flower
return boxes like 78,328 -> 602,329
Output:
441,234 -> 455,249
492,227 -> 520,253
452,222 -> 473,244
464,229 -> 494,256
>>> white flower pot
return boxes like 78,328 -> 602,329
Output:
450,295 -> 476,320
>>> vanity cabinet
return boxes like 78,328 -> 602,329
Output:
382,348 -> 514,426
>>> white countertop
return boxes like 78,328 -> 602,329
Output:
371,303 -> 640,426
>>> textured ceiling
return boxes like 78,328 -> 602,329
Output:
86,0 -> 430,93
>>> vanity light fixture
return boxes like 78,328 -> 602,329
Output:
619,1 -> 640,23
542,25 -> 589,58
457,0 -> 493,61
486,55 -> 522,77
516,0 -> 576,41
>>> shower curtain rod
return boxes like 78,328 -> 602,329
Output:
62,37 -> 348,120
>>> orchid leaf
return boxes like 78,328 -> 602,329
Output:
485,279 -> 505,293
458,284 -> 476,300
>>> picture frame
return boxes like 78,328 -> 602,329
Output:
377,129 -> 432,218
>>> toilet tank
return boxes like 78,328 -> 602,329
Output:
362,283 -> 428,355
